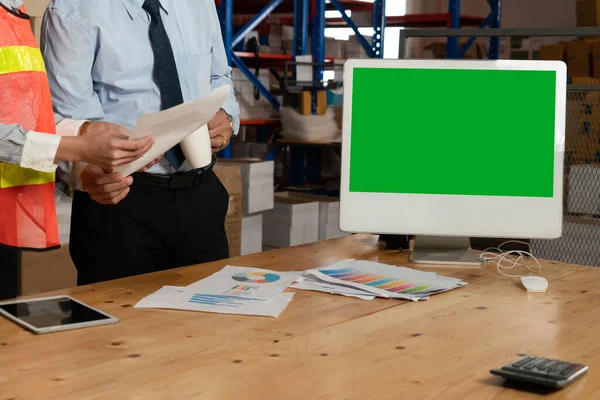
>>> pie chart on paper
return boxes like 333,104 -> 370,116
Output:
232,272 -> 281,284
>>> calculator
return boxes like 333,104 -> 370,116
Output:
490,356 -> 588,389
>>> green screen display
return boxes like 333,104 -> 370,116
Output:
349,68 -> 557,198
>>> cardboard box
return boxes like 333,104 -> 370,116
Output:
592,42 -> 600,78
276,192 -> 349,240
20,247 -> 77,296
540,44 -> 565,61
299,91 -> 327,116
577,0 -> 600,27
316,90 -> 327,115
567,41 -> 593,77
263,194 -> 319,248
219,159 -> 274,215
214,164 -> 243,257
241,214 -> 263,255
425,39 -> 488,59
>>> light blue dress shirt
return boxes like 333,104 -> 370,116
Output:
41,0 -> 240,185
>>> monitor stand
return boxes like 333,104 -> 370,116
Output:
409,236 -> 483,266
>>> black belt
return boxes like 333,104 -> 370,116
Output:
134,155 -> 217,189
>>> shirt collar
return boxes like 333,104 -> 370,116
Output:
120,0 -> 170,20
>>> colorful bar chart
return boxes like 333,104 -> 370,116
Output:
319,268 -> 432,294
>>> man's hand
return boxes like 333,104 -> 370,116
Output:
81,165 -> 133,205
138,156 -> 162,172
208,110 -> 233,153
56,122 -> 154,171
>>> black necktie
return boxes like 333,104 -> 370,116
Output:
143,0 -> 185,170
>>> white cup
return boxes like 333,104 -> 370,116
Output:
181,124 -> 212,169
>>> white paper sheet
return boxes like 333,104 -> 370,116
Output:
306,259 -> 466,302
291,278 -> 376,300
186,266 -> 303,301
134,286 -> 295,318
113,85 -> 231,177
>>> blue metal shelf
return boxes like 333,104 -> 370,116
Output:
216,0 -> 502,185
447,0 -> 503,59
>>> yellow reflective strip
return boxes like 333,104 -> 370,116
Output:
0,46 -> 46,75
0,163 -> 55,188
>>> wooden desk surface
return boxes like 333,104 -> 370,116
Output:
1,235 -> 599,399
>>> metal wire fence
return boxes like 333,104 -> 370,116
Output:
531,88 -> 600,266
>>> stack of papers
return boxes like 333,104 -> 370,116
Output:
135,266 -> 303,317
291,259 -> 467,302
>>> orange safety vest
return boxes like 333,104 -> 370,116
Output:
0,4 -> 59,250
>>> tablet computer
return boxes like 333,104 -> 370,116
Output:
0,295 -> 119,334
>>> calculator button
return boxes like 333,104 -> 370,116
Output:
538,361 -> 557,372
513,357 -> 534,367
549,362 -> 570,373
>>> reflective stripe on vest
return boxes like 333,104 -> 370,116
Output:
0,45 -> 54,188
0,45 -> 46,75
0,163 -> 55,188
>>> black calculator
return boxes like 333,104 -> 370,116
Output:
490,356 -> 588,389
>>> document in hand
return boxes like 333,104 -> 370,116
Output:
113,84 -> 231,176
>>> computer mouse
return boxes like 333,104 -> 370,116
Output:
520,276 -> 549,293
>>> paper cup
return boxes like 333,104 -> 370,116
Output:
181,124 -> 212,169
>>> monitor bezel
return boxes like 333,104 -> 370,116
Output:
340,59 -> 566,239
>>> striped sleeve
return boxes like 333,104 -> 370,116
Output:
0,122 -> 28,165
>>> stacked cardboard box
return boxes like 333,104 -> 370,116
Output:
220,160 -> 275,255
232,68 -> 275,120
231,142 -> 272,159
577,0 -> 600,27
277,192 -> 348,240
346,36 -> 371,59
263,194 -> 320,248
220,160 -> 274,215
214,164 -> 243,257
567,41 -> 595,77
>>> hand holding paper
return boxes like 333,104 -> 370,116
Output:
113,85 -> 231,176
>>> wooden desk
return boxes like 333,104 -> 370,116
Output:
1,234 -> 599,399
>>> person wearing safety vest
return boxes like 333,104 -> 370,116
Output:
0,0 -> 155,299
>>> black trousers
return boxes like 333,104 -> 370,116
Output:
0,246 -> 19,300
69,171 -> 229,285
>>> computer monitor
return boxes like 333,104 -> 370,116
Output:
339,59 -> 566,266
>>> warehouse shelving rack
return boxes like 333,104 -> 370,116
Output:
215,0 -> 501,183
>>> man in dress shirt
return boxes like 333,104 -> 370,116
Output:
0,0 -> 157,299
42,0 -> 241,285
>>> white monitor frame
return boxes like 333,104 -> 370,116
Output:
340,59 -> 566,240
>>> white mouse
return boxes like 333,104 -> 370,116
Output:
520,276 -> 549,293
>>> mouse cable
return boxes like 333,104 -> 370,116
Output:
479,240 -> 542,278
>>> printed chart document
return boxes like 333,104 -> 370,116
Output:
186,266 -> 303,301
114,85 -> 231,176
291,277 -> 376,300
135,286 -> 295,318
301,259 -> 467,302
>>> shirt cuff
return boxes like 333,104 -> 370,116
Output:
220,99 -> 240,136
56,118 -> 86,137
20,132 -> 61,173
74,162 -> 89,189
